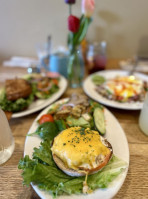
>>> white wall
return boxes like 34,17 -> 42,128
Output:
0,0 -> 148,63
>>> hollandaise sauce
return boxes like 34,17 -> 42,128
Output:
51,127 -> 110,171
105,76 -> 143,99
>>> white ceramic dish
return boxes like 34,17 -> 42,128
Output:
83,70 -> 148,110
12,76 -> 67,118
24,98 -> 129,199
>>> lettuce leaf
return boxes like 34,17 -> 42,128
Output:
19,118 -> 127,198
28,120 -> 67,142
0,88 -> 34,112
55,120 -> 67,132
0,84 -> 36,112
29,122 -> 59,141
18,139 -> 127,198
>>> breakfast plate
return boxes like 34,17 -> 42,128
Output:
24,98 -> 129,199
12,76 -> 67,118
83,70 -> 148,110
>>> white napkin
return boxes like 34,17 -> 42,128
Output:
120,59 -> 148,72
3,56 -> 39,68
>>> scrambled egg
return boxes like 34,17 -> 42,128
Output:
51,127 -> 110,171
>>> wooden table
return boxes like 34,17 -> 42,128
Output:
0,59 -> 148,199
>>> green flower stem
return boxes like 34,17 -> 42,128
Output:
68,16 -> 92,51
67,15 -> 92,88
69,4 -> 72,15
67,46 -> 83,88
76,51 -> 81,82
67,53 -> 74,80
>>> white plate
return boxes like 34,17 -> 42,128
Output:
24,98 -> 129,199
12,76 -> 68,118
83,70 -> 148,110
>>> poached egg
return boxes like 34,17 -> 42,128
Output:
51,127 -> 112,174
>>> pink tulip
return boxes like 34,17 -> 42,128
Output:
81,0 -> 95,17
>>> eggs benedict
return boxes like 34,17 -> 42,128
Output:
51,127 -> 112,177
95,75 -> 147,102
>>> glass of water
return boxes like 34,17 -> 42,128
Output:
36,42 -> 51,73
139,93 -> 148,136
0,109 -> 15,165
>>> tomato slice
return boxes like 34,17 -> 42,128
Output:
39,114 -> 54,124
52,79 -> 59,85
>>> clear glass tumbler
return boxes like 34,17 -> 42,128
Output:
0,109 -> 15,164
139,93 -> 148,136
36,42 -> 51,73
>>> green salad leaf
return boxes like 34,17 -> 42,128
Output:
89,99 -> 103,111
33,140 -> 56,166
19,121 -> 127,198
29,122 -> 59,141
0,76 -> 60,112
18,138 -> 127,198
55,120 -> 67,132
29,120 -> 67,141
35,84 -> 59,99
0,88 -> 34,112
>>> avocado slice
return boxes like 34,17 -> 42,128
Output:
66,116 -> 91,128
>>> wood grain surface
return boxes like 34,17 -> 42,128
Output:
0,59 -> 148,199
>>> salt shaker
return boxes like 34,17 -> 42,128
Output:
139,93 -> 148,135
0,109 -> 15,164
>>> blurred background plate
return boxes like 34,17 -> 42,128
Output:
119,60 -> 148,73
12,75 -> 67,118
83,70 -> 148,110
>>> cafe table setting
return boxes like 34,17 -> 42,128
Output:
0,57 -> 148,199
0,0 -> 148,199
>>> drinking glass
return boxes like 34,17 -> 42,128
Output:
87,41 -> 107,74
36,42 -> 51,73
139,93 -> 148,136
0,109 -> 15,164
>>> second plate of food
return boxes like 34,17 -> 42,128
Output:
83,70 -> 148,110
0,73 -> 68,118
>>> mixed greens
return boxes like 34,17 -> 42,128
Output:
0,87 -> 35,112
22,74 -> 60,100
18,97 -> 127,198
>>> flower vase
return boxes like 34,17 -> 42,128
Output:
67,46 -> 85,88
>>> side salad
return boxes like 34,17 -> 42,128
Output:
18,94 -> 127,198
25,73 -> 60,99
